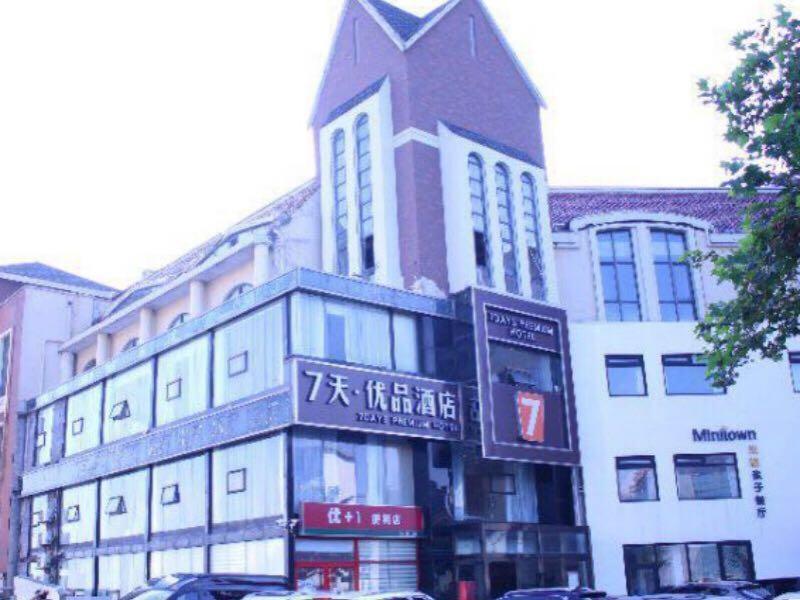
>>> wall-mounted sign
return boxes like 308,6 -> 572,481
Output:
692,428 -> 758,442
748,445 -> 767,519
472,289 -> 580,465
293,359 -> 462,441
301,502 -> 424,537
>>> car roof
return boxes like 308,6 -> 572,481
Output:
150,574 -> 289,591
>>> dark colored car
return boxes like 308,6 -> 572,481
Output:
119,574 -> 291,600
498,587 -> 608,600
662,582 -> 773,600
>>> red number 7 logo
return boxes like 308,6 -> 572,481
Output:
516,391 -> 545,443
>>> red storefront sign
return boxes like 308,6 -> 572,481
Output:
301,503 -> 424,538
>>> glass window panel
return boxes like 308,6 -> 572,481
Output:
620,302 -> 642,321
651,231 -> 669,261
605,302 -> 622,322
99,470 -> 148,541
469,154 -> 492,287
462,456 -> 540,522
677,302 -> 697,321
655,264 -> 675,303
600,265 -> 619,302
60,557 -> 95,592
104,362 -> 153,443
672,265 -> 694,301
151,455 -> 207,533
150,547 -> 205,579
624,545 -> 658,596
98,553 -> 146,597
393,313 -> 420,373
210,539 -> 286,576
598,234 -> 615,261
65,384 -> 102,456
613,230 -> 633,259
791,354 -> 800,392
606,356 -> 647,396
657,545 -> 689,588
61,482 -> 97,546
616,264 -> 639,302
359,563 -> 418,594
663,355 -> 723,395
720,544 -> 752,581
356,115 -> 374,275
35,405 -> 55,466
668,232 -> 688,256
212,435 -> 286,525
489,343 -> 563,393
616,457 -> 658,501
688,544 -> 722,581
213,301 -> 285,407
675,454 -> 740,499
156,335 -> 211,425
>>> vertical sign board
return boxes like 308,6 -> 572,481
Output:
472,288 -> 580,464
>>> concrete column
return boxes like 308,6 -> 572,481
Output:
189,280 -> 207,317
253,242 -> 271,286
58,352 -> 75,383
96,333 -> 111,365
139,307 -> 156,342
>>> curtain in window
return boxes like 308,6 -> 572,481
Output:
151,455 -> 207,533
687,544 -> 722,581
657,545 -> 689,588
60,482 -> 97,546
35,405 -> 55,466
99,470 -> 148,541
213,300 -> 285,407
104,362 -> 154,443
150,547 -> 205,579
59,557 -> 95,592
65,384 -> 102,456
98,553 -> 146,596
210,539 -> 286,575
156,335 -> 211,425
393,313 -> 419,373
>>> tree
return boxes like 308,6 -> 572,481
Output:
693,4 -> 800,387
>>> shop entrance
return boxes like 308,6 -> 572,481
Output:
295,564 -> 357,593
489,562 -> 518,599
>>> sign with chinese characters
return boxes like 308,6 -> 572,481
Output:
301,502 -> 424,537
748,444 -> 767,519
472,289 -> 580,465
294,359 -> 462,441
516,391 -> 545,443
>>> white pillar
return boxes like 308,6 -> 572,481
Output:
139,307 -> 156,342
253,242 -> 271,286
96,333 -> 111,365
189,280 -> 207,317
59,352 -> 75,383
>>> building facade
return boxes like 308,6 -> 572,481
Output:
0,263 -> 115,590
11,1 -> 800,598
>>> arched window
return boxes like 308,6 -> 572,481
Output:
122,338 -> 139,353
332,129 -> 349,276
495,164 -> 519,294
168,313 -> 190,330
521,173 -> 546,299
355,115 -> 374,276
225,283 -> 253,302
83,359 -> 97,373
469,154 -> 492,287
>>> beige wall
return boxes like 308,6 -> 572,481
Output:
111,321 -> 140,357
205,261 -> 254,311
76,344 -> 97,373
555,230 -> 598,322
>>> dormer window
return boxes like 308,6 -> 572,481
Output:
495,164 -> 519,294
225,284 -> 253,302
521,174 -> 545,300
332,130 -> 349,276
469,154 -> 492,287
355,115 -> 375,276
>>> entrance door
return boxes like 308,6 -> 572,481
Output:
489,561 -> 517,599
296,564 -> 356,593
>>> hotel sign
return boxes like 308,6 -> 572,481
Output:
301,502 -> 424,537
294,359 -> 462,441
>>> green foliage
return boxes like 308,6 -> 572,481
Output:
694,4 -> 800,387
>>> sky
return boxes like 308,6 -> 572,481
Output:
0,0 -> 796,290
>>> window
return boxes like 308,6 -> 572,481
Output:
623,542 -> 753,595
225,283 -> 253,302
675,454 -> 740,500
35,431 -> 47,449
31,510 -> 44,528
606,356 -> 647,396
109,399 -> 131,420
469,154 -> 492,287
489,343 -> 563,393
71,418 -> 84,436
0,332 -> 9,398
122,338 -> 139,352
663,355 -> 724,395
65,505 -> 81,523
83,359 -> 97,373
355,115 -> 374,275
616,456 -> 659,502
490,473 -> 516,495
652,230 -> 697,321
166,378 -> 182,401
227,469 -> 247,494
105,496 -> 127,516
160,484 -> 180,506
598,230 -> 641,321
228,351 -> 248,377
168,313 -> 190,330
495,164 -> 519,294
790,352 -> 800,392
332,129 -> 349,276
521,174 -> 545,299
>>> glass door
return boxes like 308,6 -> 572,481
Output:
296,564 -> 356,593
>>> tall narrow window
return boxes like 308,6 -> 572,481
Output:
521,174 -> 545,299
651,230 -> 697,321
598,230 -> 641,321
790,352 -> 800,393
332,130 -> 349,276
469,154 -> 492,287
495,164 -> 519,294
355,115 -> 374,276
468,16 -> 477,58
0,332 -> 10,398
353,19 -> 360,65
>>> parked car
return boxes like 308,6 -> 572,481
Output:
498,588 -> 608,600
120,574 -> 291,600
662,582 -> 773,600
773,594 -> 800,600
328,593 -> 435,600
242,592 -> 316,600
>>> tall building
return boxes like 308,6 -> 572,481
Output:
12,1 -> 800,598
0,263 -> 115,590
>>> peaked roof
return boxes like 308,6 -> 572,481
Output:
365,0 -> 450,41
0,262 -> 117,296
